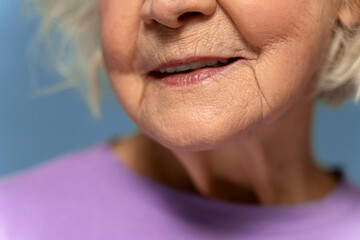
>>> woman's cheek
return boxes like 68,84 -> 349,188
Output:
220,0 -> 311,47
100,0 -> 142,73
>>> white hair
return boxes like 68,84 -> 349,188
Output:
27,0 -> 360,118
316,21 -> 360,105
27,0 -> 102,118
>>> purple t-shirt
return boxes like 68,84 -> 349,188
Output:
1,141 -> 360,240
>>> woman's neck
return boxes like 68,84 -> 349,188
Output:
169,93 -> 339,204
111,95 -> 340,205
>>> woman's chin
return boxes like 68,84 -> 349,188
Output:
141,121 -> 251,152
154,136 -> 229,152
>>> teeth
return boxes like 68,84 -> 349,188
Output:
158,60 -> 228,74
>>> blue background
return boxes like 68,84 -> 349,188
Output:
1,0 -> 360,188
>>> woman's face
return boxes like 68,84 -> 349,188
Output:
99,0 -> 339,151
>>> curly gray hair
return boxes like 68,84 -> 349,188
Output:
28,0 -> 360,119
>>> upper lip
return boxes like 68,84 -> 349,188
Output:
149,56 -> 242,73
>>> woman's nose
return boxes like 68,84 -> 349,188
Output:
142,0 -> 217,28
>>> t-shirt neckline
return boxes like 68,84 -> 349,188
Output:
98,141 -> 356,234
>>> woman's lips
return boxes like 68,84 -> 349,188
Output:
148,57 -> 241,87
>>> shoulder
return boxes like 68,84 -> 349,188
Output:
0,141 -> 108,191
343,179 -> 360,216
326,179 -> 360,239
0,142 -> 110,238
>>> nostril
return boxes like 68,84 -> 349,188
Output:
143,0 -> 217,29
178,12 -> 203,22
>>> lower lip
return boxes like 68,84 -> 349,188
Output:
149,59 -> 242,87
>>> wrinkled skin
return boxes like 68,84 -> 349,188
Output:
99,0 -> 359,204
99,0 -> 340,151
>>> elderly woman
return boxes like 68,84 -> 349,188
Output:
1,0 -> 360,239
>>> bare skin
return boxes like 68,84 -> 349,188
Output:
100,0 -> 359,205
109,74 -> 340,205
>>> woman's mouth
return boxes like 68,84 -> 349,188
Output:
148,57 -> 242,87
